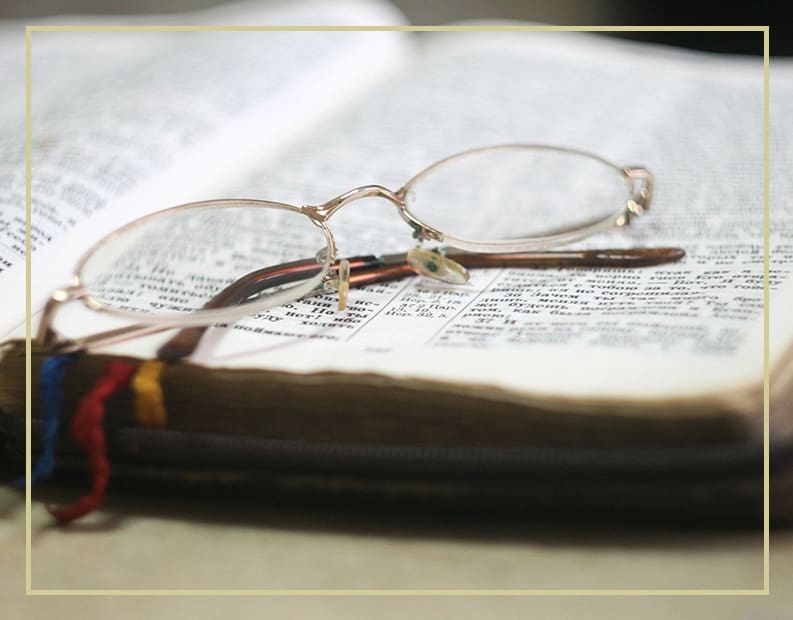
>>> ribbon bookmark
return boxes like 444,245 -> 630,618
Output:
13,354 -> 75,488
132,360 -> 167,429
47,361 -> 136,524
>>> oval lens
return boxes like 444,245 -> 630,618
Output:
78,201 -> 330,319
403,146 -> 630,245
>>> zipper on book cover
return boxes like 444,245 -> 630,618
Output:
3,416 -> 778,482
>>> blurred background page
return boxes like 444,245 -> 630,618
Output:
3,0 -> 788,55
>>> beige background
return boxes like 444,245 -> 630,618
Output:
1,486 -> 792,619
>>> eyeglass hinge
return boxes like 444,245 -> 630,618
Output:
35,285 -> 87,347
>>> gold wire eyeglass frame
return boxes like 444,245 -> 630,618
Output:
36,144 -> 672,358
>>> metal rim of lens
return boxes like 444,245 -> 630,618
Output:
74,198 -> 334,327
398,144 -> 632,253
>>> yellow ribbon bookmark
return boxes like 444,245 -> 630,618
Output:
132,360 -> 167,429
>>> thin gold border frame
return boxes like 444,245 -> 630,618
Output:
24,23 -> 770,596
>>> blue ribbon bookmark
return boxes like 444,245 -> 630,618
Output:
13,354 -> 75,488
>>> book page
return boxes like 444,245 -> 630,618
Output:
0,0 -> 410,337
21,30 -> 791,419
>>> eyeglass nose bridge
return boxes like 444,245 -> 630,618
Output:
302,184 -> 444,243
305,184 -> 402,220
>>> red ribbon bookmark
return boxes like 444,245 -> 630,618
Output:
47,361 -> 137,524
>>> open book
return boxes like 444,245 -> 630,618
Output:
1,0 -> 791,521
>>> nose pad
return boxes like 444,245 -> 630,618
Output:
315,247 -> 332,263
407,247 -> 470,284
323,259 -> 351,311
336,259 -> 350,311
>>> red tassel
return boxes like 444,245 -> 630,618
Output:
47,361 -> 136,524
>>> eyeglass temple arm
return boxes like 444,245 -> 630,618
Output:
157,246 -> 684,361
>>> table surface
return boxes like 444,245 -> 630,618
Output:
1,486 -> 792,619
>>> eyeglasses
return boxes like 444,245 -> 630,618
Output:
37,144 -> 682,359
